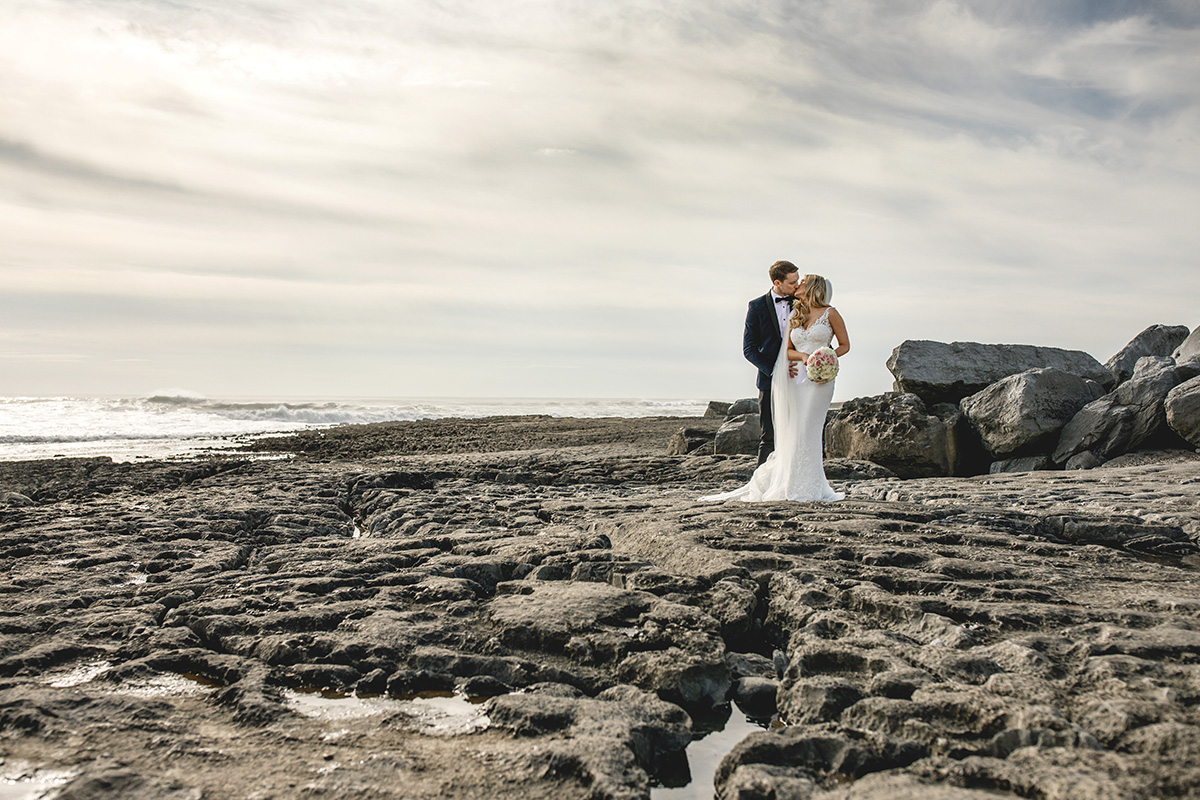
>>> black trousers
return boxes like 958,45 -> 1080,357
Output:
757,387 -> 774,466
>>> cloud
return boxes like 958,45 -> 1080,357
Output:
1,0 -> 1198,399
0,137 -> 187,191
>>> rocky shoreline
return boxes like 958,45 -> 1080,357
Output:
686,325 -> 1200,484
2,411 -> 1199,799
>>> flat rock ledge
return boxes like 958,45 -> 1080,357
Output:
2,415 -> 1199,800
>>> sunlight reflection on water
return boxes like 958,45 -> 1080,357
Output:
651,701 -> 775,800
283,690 -> 490,736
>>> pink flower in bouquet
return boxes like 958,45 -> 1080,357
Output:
806,346 -> 839,383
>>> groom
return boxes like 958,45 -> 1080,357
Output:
743,260 -> 800,466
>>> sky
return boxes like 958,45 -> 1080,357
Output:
2,0 -> 1198,403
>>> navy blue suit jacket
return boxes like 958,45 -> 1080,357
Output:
743,293 -> 785,392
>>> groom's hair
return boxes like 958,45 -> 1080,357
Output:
768,260 -> 799,283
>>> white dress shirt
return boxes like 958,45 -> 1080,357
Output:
769,290 -> 791,341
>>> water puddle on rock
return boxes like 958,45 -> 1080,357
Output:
44,661 -> 112,688
651,701 -> 777,800
0,762 -> 76,800
111,674 -> 216,698
42,662 -> 219,698
283,689 -> 490,736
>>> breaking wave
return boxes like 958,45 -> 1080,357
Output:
0,395 -> 709,459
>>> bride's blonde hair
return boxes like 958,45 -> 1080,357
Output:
790,274 -> 832,330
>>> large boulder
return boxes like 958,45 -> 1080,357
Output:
886,340 -> 1112,405
1166,375 -> 1200,447
666,427 -> 715,456
1053,356 -> 1194,464
714,414 -> 761,455
1173,327 -> 1200,362
960,368 -> 1106,459
727,397 -> 760,417
703,401 -> 732,419
824,393 -> 986,478
1105,325 -> 1191,386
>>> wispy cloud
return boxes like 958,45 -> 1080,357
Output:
1,0 -> 1197,398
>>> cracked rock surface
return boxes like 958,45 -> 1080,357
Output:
2,416 -> 1199,799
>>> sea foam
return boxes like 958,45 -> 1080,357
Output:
0,395 -> 708,461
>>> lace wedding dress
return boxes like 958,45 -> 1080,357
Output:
702,308 -> 845,503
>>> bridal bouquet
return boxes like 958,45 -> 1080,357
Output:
806,347 -> 839,383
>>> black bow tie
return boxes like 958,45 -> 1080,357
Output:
774,296 -> 792,304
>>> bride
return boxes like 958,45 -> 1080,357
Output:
702,274 -> 850,503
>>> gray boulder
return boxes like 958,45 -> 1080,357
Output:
1173,327 -> 1200,361
887,340 -> 1112,405
822,459 -> 897,480
703,400 -> 731,419
1166,375 -> 1200,447
1066,451 -> 1105,471
960,368 -> 1106,459
990,455 -> 1052,474
666,427 -> 715,456
824,393 -> 986,478
1053,356 -> 1187,463
714,414 -> 761,456
1179,356 -> 1200,382
727,397 -> 760,417
1105,325 -> 1191,386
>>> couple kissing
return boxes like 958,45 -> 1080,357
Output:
702,260 -> 851,503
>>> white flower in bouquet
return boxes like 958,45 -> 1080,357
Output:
806,346 -> 839,383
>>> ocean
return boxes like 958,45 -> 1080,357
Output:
0,395 -> 711,463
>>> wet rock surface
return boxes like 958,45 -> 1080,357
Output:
2,416 -> 1200,799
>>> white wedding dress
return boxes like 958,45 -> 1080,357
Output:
702,308 -> 845,503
